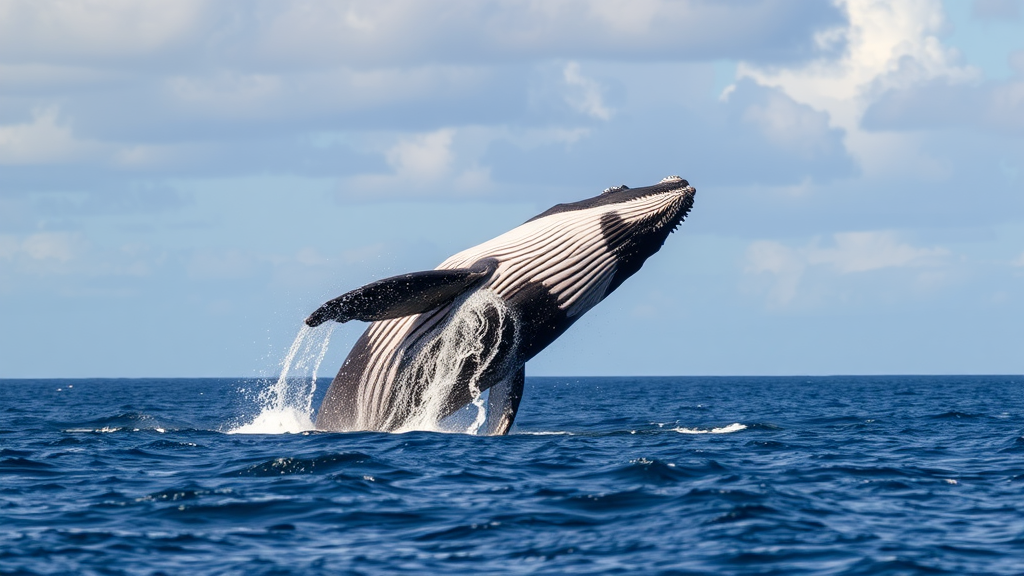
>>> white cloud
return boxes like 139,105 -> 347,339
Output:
21,232 -> 77,262
745,239 -> 805,305
0,232 -> 80,263
0,108 -> 177,168
562,62 -> 612,120
166,72 -> 284,117
341,128 -> 494,198
244,1 -> 844,68
860,47 -> 1024,136
0,63 -> 117,92
736,0 -> 980,178
158,66 -> 499,123
0,108 -> 95,164
0,0 -> 203,63
739,0 -> 974,124
988,77 -> 1024,132
739,85 -> 838,160
807,231 -> 949,272
0,0 -> 847,187
503,126 -> 592,149
1,1 -> 843,70
745,231 -> 950,305
0,230 -> 170,280
385,129 -> 455,180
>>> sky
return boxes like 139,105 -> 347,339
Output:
1,0 -> 1022,378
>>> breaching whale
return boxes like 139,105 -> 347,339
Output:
306,176 -> 696,434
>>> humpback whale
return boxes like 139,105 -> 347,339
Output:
306,176 -> 696,434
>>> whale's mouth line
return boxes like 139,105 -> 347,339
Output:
624,186 -> 695,235
671,187 -> 696,233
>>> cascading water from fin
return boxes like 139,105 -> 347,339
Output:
232,290 -> 518,435
380,290 -> 520,434
229,323 -> 335,434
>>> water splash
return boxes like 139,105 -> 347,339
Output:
379,290 -> 520,434
229,323 -> 335,434
673,423 -> 747,434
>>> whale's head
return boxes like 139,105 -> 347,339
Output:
532,174 -> 694,263
593,175 -> 695,256
439,174 -> 695,323
513,175 -> 695,311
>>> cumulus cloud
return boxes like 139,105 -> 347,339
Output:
20,232 -> 78,262
0,232 -> 82,278
0,0 -> 204,65
809,231 -> 949,272
739,0 -> 974,114
734,0 -> 983,180
0,0 -> 1010,210
0,107 -> 214,171
562,62 -> 613,121
0,108 -> 98,164
144,66 -> 504,134
0,229 -> 173,281
745,231 -> 950,305
486,74 -> 856,188
728,79 -> 851,165
340,128 -> 494,198
862,51 -> 1024,135
0,0 -> 847,185
0,231 -> 77,261
0,1 -> 845,69
745,240 -> 806,305
385,129 -> 456,181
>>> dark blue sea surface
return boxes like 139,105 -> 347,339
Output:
2,376 -> 1023,575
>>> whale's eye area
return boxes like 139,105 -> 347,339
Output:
602,184 -> 628,194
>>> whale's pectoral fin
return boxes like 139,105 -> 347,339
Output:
305,258 -> 499,327
485,366 -> 525,436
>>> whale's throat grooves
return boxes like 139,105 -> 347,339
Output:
354,290 -> 520,432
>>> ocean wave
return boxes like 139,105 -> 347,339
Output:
671,423 -> 747,434
3,376 -> 1023,575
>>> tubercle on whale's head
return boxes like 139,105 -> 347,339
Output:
595,175 -> 695,254
606,175 -> 695,232
604,174 -> 694,203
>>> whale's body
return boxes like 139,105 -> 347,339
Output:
306,176 -> 695,434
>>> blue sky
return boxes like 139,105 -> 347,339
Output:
1,0 -> 1022,377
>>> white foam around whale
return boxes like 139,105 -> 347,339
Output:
230,291 -> 517,436
672,423 -> 747,434
387,290 -> 519,434
229,323 -> 334,434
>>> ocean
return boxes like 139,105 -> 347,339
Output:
2,375 -> 1023,575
